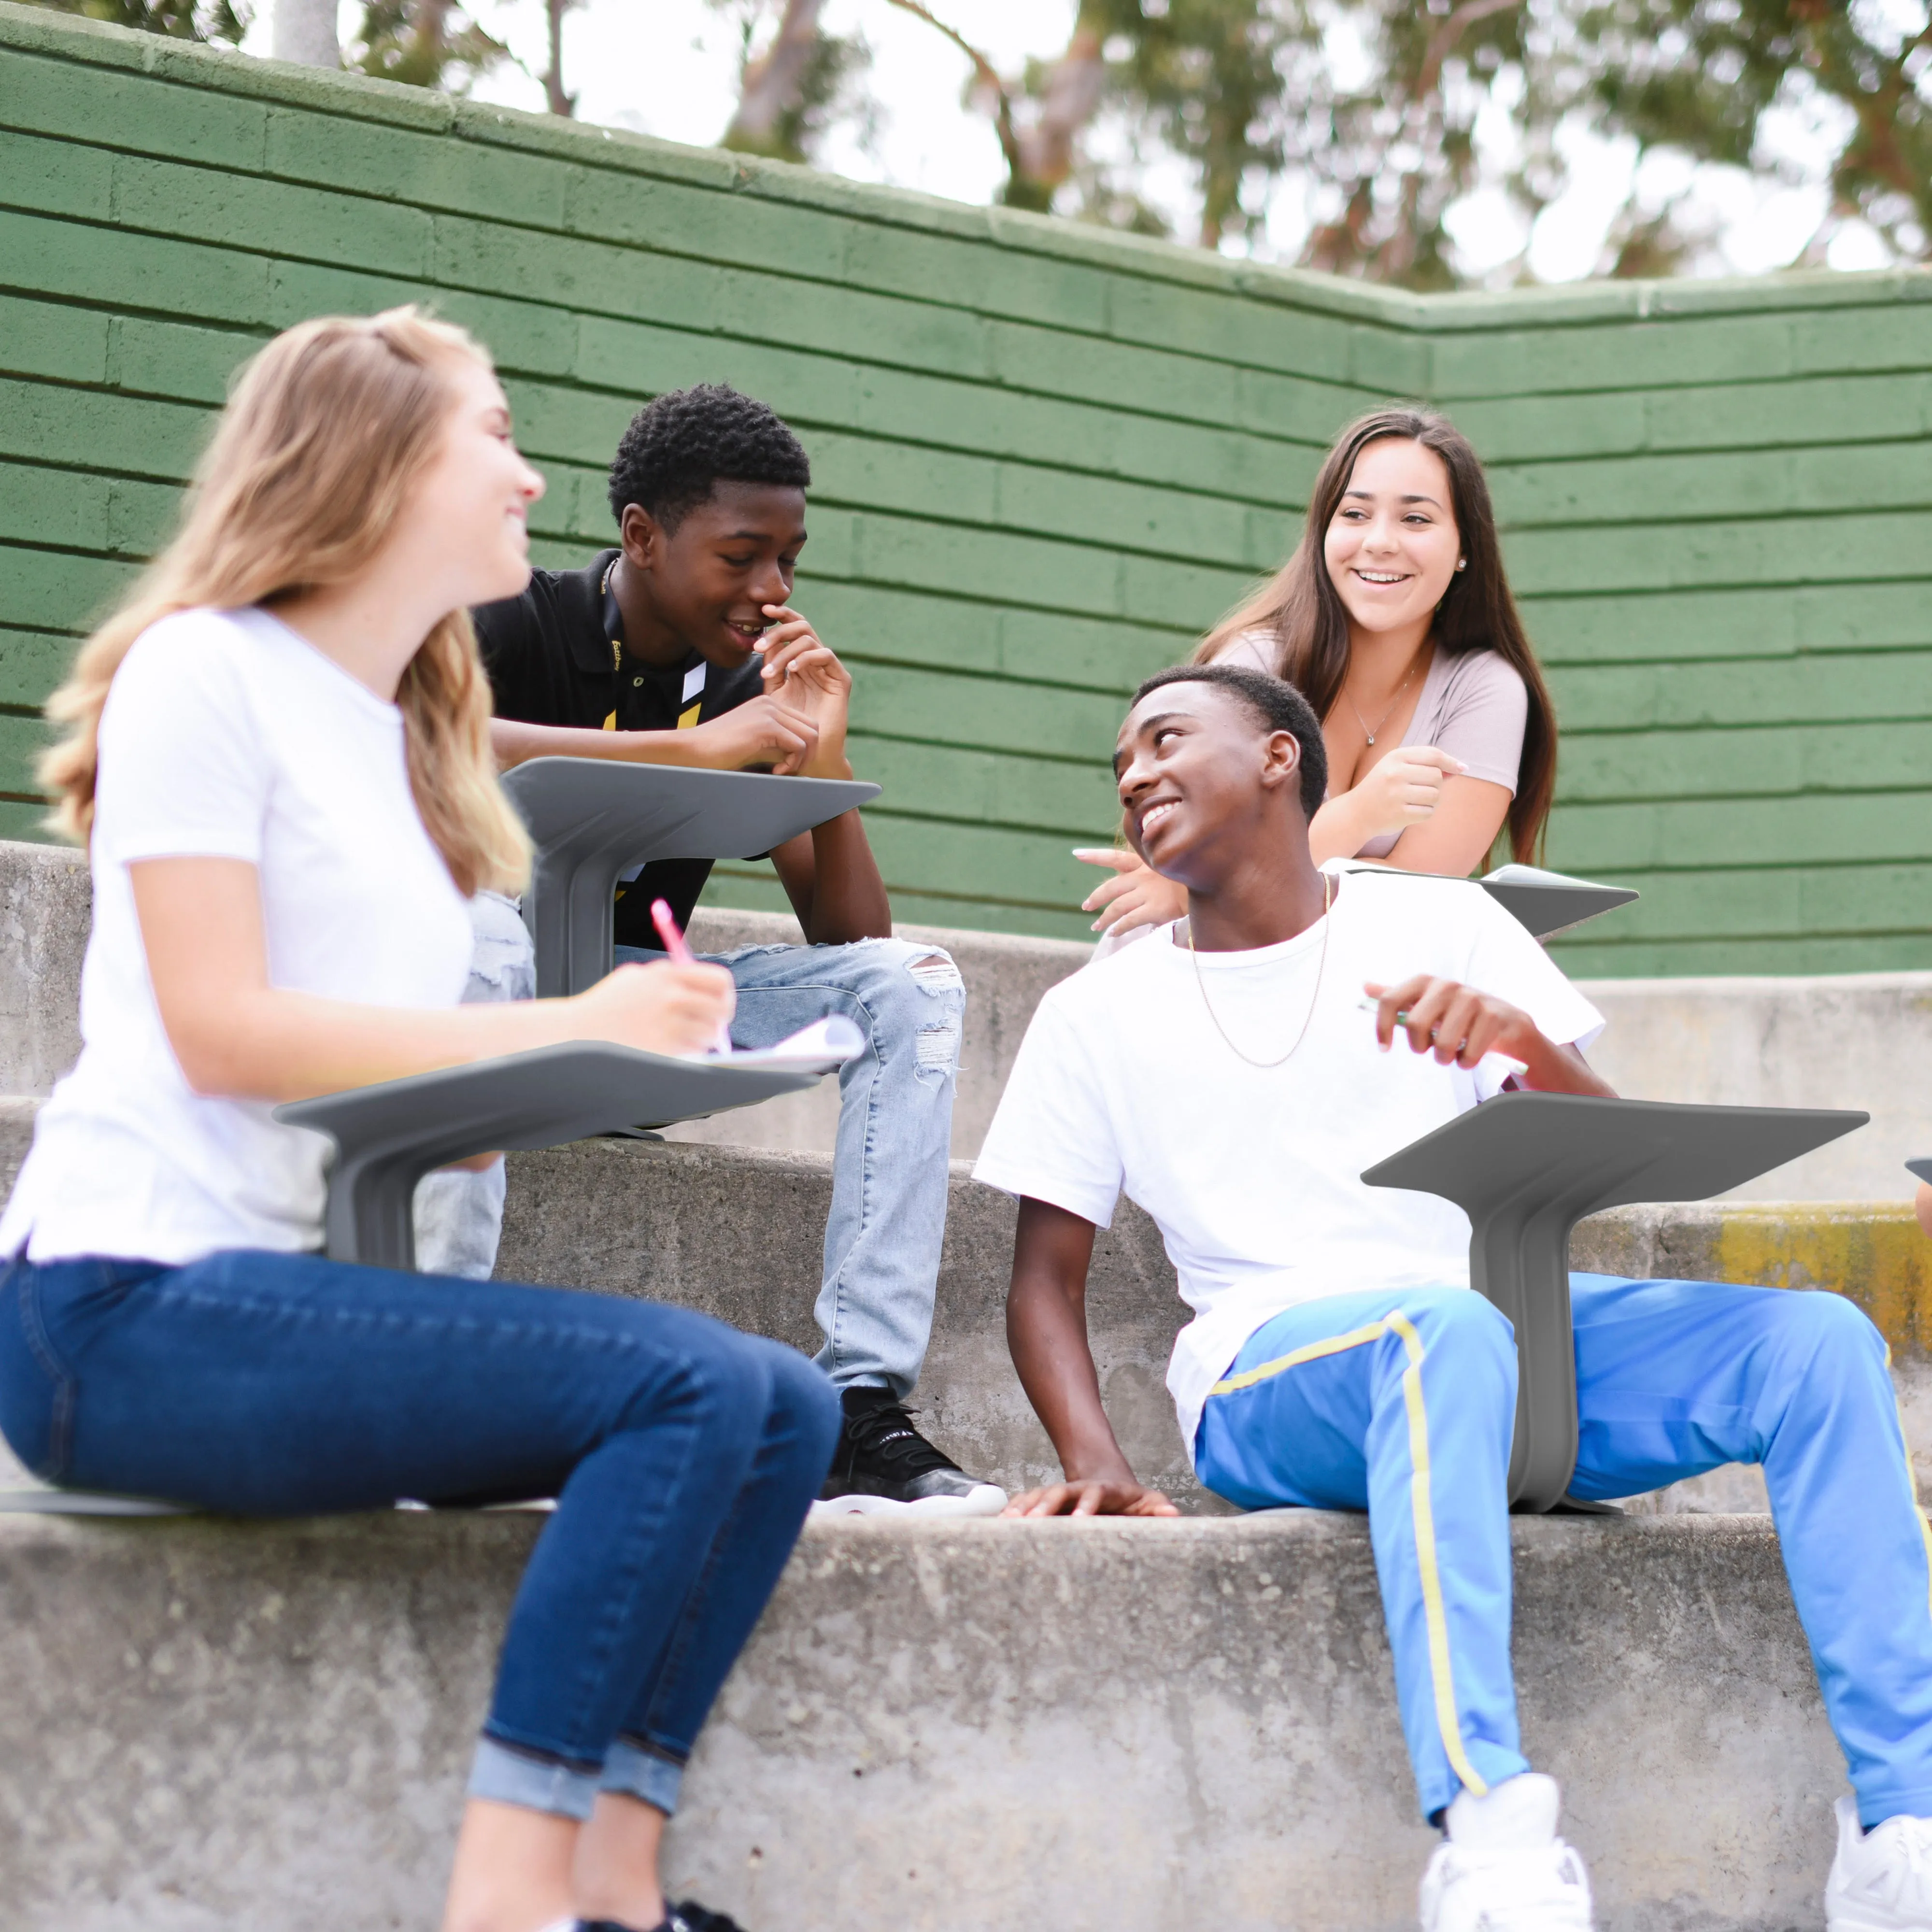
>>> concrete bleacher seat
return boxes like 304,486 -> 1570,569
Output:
0,838 -> 1925,1927
4,837 -> 1929,1196
0,1505 -> 1846,1932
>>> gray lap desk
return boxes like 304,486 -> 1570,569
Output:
1477,868 -> 1638,941
501,759 -> 880,997
1363,1093 -> 1866,1512
1,761 -> 870,1515
0,1047 -> 827,1517
273,1041 -> 824,1273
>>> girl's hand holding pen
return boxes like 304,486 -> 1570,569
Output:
647,897 -> 737,1055
575,951 -> 735,1060
573,899 -> 735,1059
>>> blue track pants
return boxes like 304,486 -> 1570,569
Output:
1194,1275 -> 1932,1826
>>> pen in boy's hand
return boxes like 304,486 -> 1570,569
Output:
1355,995 -> 1527,1075
649,898 -> 734,1056
1356,995 -> 1412,1023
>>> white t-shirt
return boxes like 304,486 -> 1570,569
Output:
972,864 -> 1605,1460
0,608 -> 475,1264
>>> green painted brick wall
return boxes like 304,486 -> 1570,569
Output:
1,2 -> 1929,969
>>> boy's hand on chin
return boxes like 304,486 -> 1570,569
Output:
759,603 -> 852,777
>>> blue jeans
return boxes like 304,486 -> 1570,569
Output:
1196,1276 -> 1932,1827
617,938 -> 966,1397
0,1250 -> 839,1820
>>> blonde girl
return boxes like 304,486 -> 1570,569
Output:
0,309 -> 830,1932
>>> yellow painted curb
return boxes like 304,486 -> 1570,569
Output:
1709,1204 -> 1932,1361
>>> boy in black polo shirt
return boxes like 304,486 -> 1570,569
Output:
473,384 -> 1003,1517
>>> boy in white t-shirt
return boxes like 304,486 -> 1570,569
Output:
973,663 -> 1932,1932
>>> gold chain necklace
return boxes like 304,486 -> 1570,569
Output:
1187,872 -> 1334,1069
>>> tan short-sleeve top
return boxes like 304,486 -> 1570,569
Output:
1215,631 -> 1529,859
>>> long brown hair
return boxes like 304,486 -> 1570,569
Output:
1196,406 -> 1556,863
40,307 -> 531,898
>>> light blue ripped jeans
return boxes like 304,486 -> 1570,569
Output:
616,937 -> 965,1398
412,891 -> 538,1279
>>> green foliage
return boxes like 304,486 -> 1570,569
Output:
894,0 -> 1541,282
1296,0 -> 1534,288
1560,0 -> 1932,267
1079,0 -> 1311,249
349,0 -> 510,92
15,0 -> 249,45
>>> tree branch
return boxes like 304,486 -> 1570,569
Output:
881,0 -> 1025,184
724,0 -> 827,148
1417,0 -> 1521,99
1014,26 -> 1105,188
543,0 -> 577,116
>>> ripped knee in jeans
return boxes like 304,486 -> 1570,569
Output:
906,951 -> 963,1084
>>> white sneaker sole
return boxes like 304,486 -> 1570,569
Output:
1828,1909 -> 1927,1932
810,1484 -> 1008,1520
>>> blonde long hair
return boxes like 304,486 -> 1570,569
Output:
41,306 -> 531,898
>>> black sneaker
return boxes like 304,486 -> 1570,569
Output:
812,1386 -> 1007,1519
574,1904 -> 750,1932
669,1906 -> 750,1932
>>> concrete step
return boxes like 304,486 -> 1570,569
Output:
0,1507 -> 1851,1932
2,838 -> 1928,1195
4,1098 -> 1924,1515
498,1140 -> 1932,1517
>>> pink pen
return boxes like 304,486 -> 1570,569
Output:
649,898 -> 733,1055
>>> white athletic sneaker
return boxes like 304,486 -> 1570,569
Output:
1827,1795 -> 1932,1931
1419,1773 -> 1594,1932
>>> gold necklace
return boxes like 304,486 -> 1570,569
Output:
1346,657 -> 1422,747
1187,872 -> 1334,1069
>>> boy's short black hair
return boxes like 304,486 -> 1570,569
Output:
1132,663 -> 1329,819
607,383 -> 811,531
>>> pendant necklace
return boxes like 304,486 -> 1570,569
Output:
1187,871 -> 1334,1069
1346,656 -> 1423,747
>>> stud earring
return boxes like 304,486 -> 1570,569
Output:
1455,557 -> 1467,571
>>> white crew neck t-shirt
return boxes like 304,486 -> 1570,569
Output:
973,864 -> 1605,1460
0,607 -> 475,1265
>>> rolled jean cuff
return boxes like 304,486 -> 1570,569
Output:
468,1735 -> 601,1821
599,1735 -> 685,1816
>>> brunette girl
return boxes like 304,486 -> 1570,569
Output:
0,309 -> 832,1932
1078,406 -> 1557,940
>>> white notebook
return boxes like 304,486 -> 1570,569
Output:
697,1014 -> 866,1074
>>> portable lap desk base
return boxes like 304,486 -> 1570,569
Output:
1362,1093 -> 1866,1513
501,760 -> 880,998
275,1041 -> 823,1272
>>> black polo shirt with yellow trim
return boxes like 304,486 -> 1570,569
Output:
473,547 -> 769,946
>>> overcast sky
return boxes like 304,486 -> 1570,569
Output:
271,0 -> 1910,284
